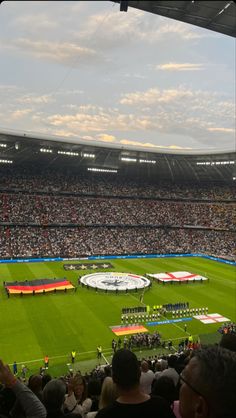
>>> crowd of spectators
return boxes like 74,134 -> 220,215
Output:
0,168 -> 235,260
0,344 -> 236,418
218,322 -> 236,335
0,193 -> 234,229
0,226 -> 235,259
0,167 -> 235,200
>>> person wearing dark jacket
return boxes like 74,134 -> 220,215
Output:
96,349 -> 175,418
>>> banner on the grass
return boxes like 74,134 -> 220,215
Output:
111,324 -> 148,336
147,317 -> 192,326
148,271 -> 208,283
4,278 -> 74,294
63,262 -> 113,271
193,313 -> 230,324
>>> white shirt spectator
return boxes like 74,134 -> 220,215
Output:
139,361 -> 154,394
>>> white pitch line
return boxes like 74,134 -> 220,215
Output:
129,292 -> 146,306
8,348 -> 111,367
102,353 -> 109,364
156,313 -> 191,335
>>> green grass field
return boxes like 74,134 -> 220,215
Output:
0,256 -> 235,377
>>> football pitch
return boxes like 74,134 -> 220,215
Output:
0,256 -> 235,377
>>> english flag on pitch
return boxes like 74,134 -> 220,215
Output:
148,271 -> 208,283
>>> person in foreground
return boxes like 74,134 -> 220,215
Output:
0,359 -> 46,418
96,349 -> 175,418
179,345 -> 236,418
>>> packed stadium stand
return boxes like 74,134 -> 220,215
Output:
0,163 -> 235,260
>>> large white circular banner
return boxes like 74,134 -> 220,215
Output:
80,272 -> 150,291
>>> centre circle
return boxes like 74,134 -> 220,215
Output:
80,272 -> 150,291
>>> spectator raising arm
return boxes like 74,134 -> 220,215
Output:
0,359 -> 46,418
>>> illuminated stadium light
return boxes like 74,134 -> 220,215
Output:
58,150 -> 79,156
40,148 -> 53,153
233,177 -> 236,181
82,153 -> 95,158
0,143 -> 7,148
139,159 -> 156,164
218,2 -> 231,16
88,167 -> 117,173
196,161 -> 235,166
121,157 -> 137,162
0,159 -> 13,164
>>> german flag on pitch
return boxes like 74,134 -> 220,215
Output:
111,324 -> 148,336
4,278 -> 74,294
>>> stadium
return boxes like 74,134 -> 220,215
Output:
0,1 -> 235,418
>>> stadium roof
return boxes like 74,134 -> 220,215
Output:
112,1 -> 236,38
0,129 -> 235,183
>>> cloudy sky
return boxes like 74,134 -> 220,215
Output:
0,1 -> 235,152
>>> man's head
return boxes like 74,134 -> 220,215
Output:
219,332 -> 236,352
179,345 -> 236,418
141,360 -> 149,372
43,379 -> 66,411
112,349 -> 140,390
167,355 -> 177,369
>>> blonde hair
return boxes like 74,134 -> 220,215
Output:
99,377 -> 118,410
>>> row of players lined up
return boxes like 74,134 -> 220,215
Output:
121,302 -> 190,315
121,307 -> 208,322
121,302 -> 190,316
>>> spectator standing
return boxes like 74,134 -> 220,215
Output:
13,361 -> 18,376
64,373 -> 92,417
71,350 -> 76,364
159,355 -> 179,387
43,378 -> 81,418
97,346 -> 102,363
96,349 -> 175,418
44,356 -> 49,370
139,360 -> 154,395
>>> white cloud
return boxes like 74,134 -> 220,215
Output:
0,38 -> 101,67
207,127 -> 235,133
44,84 -> 234,148
120,88 -> 194,105
16,94 -> 55,104
119,138 -> 192,150
97,133 -> 116,142
11,108 -> 33,119
156,63 -> 205,71
72,8 -> 210,52
152,21 -> 209,40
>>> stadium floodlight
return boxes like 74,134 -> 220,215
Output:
139,159 -> 156,164
87,167 -> 117,173
0,159 -> 13,164
82,153 -> 95,158
40,148 -> 53,153
121,157 -> 137,162
233,177 -> 236,181
196,161 -> 235,166
0,143 -> 7,148
57,150 -> 79,156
